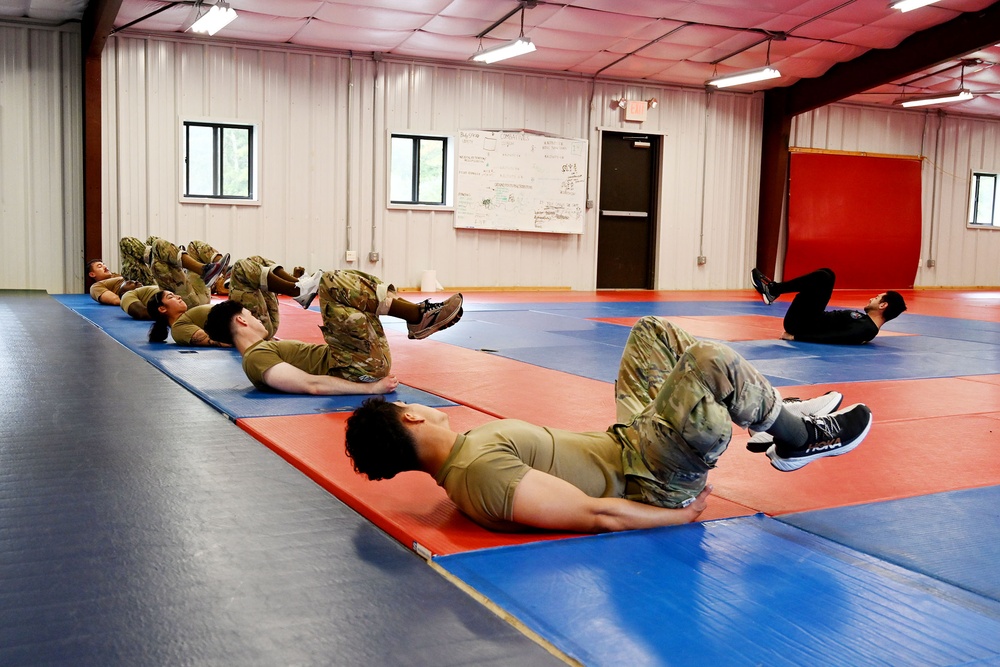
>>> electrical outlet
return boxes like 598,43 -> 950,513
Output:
345,250 -> 357,262
368,252 -> 380,263
926,259 -> 935,268
697,256 -> 707,265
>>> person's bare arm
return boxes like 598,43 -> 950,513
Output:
98,291 -> 121,306
188,329 -> 232,348
511,469 -> 710,533
261,361 -> 399,395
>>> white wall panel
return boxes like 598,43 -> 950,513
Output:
792,103 -> 1000,287
103,36 -> 765,290
591,83 -> 763,290
0,23 -> 81,292
374,65 -> 763,290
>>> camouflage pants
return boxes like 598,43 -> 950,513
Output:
118,237 -> 155,285
147,237 -> 221,308
615,316 -> 781,508
318,270 -> 392,382
228,256 -> 280,340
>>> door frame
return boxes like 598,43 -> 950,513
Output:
595,127 -> 665,289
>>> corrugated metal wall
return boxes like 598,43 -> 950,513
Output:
792,104 -> 1000,288
5,24 -> 996,293
0,23 -> 82,293
101,35 -> 764,290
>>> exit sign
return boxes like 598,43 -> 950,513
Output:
625,99 -> 647,122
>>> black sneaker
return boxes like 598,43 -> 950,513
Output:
751,268 -> 777,305
407,294 -> 464,339
746,391 -> 844,452
766,404 -> 872,472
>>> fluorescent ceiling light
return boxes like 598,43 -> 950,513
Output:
189,1 -> 238,36
706,66 -> 781,89
890,0 -> 941,12
896,89 -> 973,107
470,38 -> 536,64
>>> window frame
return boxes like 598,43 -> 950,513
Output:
968,169 -> 1000,229
180,118 -> 260,206
387,132 -> 454,210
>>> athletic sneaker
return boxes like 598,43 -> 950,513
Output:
407,293 -> 464,339
746,391 -> 843,452
766,403 -> 872,472
751,268 -> 777,305
293,270 -> 323,309
201,254 -> 229,289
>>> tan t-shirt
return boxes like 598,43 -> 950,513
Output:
434,419 -> 629,531
170,304 -> 213,345
242,338 -> 335,391
120,285 -> 160,320
90,275 -> 141,302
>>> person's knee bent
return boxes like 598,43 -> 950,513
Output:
685,340 -> 736,371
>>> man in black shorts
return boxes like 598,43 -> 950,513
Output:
751,267 -> 906,345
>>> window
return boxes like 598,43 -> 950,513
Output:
389,134 -> 451,206
183,121 -> 256,201
968,171 -> 999,228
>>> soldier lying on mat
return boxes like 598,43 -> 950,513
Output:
87,236 -> 229,310
203,269 -> 463,396
147,256 -> 314,347
343,317 -> 873,533
751,267 -> 907,345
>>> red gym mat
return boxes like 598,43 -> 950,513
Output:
383,329 -> 620,432
241,296 -> 1000,551
239,406 -> 755,557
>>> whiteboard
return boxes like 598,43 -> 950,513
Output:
454,130 -> 587,234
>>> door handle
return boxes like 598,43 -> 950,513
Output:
601,210 -> 648,217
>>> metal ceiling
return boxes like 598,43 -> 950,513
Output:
3,0 -> 1000,115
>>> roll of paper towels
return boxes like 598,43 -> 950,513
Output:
420,270 -> 442,292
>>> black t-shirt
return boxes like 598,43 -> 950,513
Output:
792,309 -> 879,345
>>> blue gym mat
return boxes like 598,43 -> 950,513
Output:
437,514 -> 1000,667
416,301 -> 1000,386
54,295 -> 453,419
780,485 -> 1000,603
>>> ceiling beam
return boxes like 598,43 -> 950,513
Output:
82,0 -> 125,59
786,0 -> 1000,116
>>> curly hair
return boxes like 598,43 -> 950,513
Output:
203,299 -> 244,346
345,397 -> 420,480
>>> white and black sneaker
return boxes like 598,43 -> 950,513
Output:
766,404 -> 872,472
293,270 -> 323,309
751,268 -> 777,305
747,391 -> 843,452
407,293 -> 464,339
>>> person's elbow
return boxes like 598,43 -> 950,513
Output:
299,376 -> 329,395
578,499 -> 643,534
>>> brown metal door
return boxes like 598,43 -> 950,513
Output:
597,132 -> 659,289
